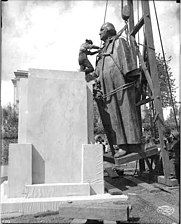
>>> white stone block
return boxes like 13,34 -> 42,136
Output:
82,144 -> 104,194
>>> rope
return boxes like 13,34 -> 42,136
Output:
153,0 -> 179,132
103,0 -> 109,24
121,0 -> 124,12
103,82 -> 135,99
100,0 -> 109,48
99,50 -> 135,99
137,0 -> 140,50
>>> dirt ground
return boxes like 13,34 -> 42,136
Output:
1,160 -> 180,224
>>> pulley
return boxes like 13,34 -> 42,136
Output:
121,5 -> 130,21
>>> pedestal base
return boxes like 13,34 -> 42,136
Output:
24,183 -> 90,198
0,194 -> 128,219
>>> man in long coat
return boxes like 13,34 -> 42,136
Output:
93,22 -> 142,157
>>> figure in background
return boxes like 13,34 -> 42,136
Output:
78,39 -> 100,76
171,130 -> 180,183
164,128 -> 180,181
95,135 -> 106,153
93,22 -> 142,158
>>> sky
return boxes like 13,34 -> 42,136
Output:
1,0 -> 180,109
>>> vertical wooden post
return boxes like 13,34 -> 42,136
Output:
127,0 -> 134,32
127,0 -> 145,172
141,1 -> 170,178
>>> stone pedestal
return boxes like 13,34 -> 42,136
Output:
7,69 -> 104,198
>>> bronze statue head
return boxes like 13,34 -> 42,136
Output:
99,22 -> 117,41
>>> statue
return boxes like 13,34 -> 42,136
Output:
93,22 -> 142,158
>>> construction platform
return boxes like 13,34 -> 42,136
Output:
103,145 -> 159,165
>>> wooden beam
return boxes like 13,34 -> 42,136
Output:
115,146 -> 159,166
141,1 -> 170,178
127,0 -> 137,64
127,0 -> 134,32
136,97 -> 153,106
124,176 -> 160,193
130,15 -> 145,37
104,180 -> 123,195
104,153 -> 115,164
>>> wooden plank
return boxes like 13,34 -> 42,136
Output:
103,153 -> 115,164
104,180 -> 123,195
124,176 -> 160,193
136,97 -> 153,106
127,0 -> 134,32
131,15 -> 144,36
71,219 -> 87,224
115,146 -> 159,166
127,0 -> 137,64
59,203 -> 130,222
104,167 -> 119,178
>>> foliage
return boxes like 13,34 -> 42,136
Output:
2,104 -> 18,139
141,54 -> 178,137
156,53 -> 177,108
165,104 -> 180,130
1,104 -> 18,165
142,106 -> 151,130
1,139 -> 18,165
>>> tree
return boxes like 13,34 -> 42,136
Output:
2,104 -> 18,139
156,53 -> 177,108
165,104 -> 180,129
142,106 -> 151,129
1,104 -> 18,165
